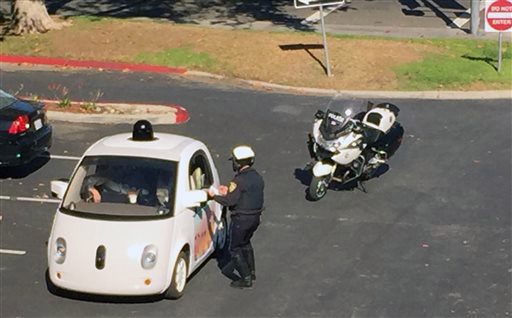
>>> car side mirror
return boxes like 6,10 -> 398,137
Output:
51,179 -> 69,199
182,190 -> 207,208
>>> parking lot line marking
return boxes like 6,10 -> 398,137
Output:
50,154 -> 80,160
450,1 -> 485,28
0,195 -> 60,204
0,249 -> 26,255
302,4 -> 346,24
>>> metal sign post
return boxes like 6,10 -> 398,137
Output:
294,0 -> 349,77
498,32 -> 503,72
319,5 -> 332,77
471,0 -> 481,34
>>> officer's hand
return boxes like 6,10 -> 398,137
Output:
218,185 -> 228,196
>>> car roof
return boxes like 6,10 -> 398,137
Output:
84,133 -> 202,162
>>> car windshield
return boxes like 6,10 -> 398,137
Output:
0,89 -> 18,109
62,156 -> 177,218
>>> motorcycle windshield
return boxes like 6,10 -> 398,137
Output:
319,101 -> 364,140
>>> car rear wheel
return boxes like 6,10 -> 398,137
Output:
164,251 -> 188,299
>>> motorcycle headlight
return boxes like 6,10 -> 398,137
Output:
317,135 -> 338,152
323,139 -> 340,152
54,237 -> 66,264
141,245 -> 158,269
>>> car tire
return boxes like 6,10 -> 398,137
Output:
164,251 -> 188,299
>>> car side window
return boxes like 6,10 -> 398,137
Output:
189,152 -> 213,190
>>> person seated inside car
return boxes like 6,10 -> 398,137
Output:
80,166 -> 160,206
80,174 -> 146,205
81,175 -> 126,203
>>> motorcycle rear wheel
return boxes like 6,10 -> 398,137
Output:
308,176 -> 328,201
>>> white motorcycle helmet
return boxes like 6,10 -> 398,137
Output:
231,145 -> 255,171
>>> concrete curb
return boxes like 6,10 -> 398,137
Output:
36,99 -> 189,125
0,55 -> 186,75
2,55 -> 511,100
215,75 -> 511,100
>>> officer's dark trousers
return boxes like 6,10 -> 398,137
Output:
226,214 -> 260,280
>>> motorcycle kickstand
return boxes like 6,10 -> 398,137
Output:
357,180 -> 368,193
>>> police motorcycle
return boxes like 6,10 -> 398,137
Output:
306,101 -> 404,201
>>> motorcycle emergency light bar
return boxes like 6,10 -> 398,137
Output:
294,0 -> 349,9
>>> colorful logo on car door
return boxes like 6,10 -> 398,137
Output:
193,205 -> 216,260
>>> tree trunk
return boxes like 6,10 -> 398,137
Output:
9,0 -> 64,35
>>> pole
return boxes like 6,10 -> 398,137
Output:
470,0 -> 480,35
498,32 -> 503,72
319,5 -> 332,77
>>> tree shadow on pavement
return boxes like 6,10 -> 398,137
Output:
44,0 -> 314,32
399,0 -> 470,33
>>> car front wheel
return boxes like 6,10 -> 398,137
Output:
164,251 -> 188,299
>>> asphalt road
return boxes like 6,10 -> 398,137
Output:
0,69 -> 511,317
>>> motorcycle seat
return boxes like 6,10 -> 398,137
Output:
362,126 -> 381,144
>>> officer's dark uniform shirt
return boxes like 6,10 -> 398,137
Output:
213,167 -> 264,215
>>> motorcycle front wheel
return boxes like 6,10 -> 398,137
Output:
308,176 -> 328,201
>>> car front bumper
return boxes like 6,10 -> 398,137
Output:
48,266 -> 169,296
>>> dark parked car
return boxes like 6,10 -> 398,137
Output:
0,89 -> 52,166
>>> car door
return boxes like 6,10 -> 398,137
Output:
188,150 -> 217,265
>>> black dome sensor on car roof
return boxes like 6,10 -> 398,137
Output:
132,120 -> 154,141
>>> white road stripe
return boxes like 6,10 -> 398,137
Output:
0,195 -> 60,204
1,154 -> 73,205
49,154 -> 80,160
451,1 -> 485,28
0,249 -> 27,255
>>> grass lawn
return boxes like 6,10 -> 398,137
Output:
1,17 -> 511,91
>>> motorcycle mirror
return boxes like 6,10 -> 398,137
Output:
315,110 -> 325,119
344,109 -> 353,117
367,101 -> 375,111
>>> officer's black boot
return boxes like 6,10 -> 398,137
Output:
230,251 -> 252,289
230,275 -> 252,289
243,245 -> 256,281
220,260 -> 241,281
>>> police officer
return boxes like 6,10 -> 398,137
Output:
208,145 -> 264,289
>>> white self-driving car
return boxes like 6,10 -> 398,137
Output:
47,121 -> 226,299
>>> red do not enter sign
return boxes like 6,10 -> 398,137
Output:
486,0 -> 512,32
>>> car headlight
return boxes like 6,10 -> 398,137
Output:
54,237 -> 66,264
141,245 -> 158,269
